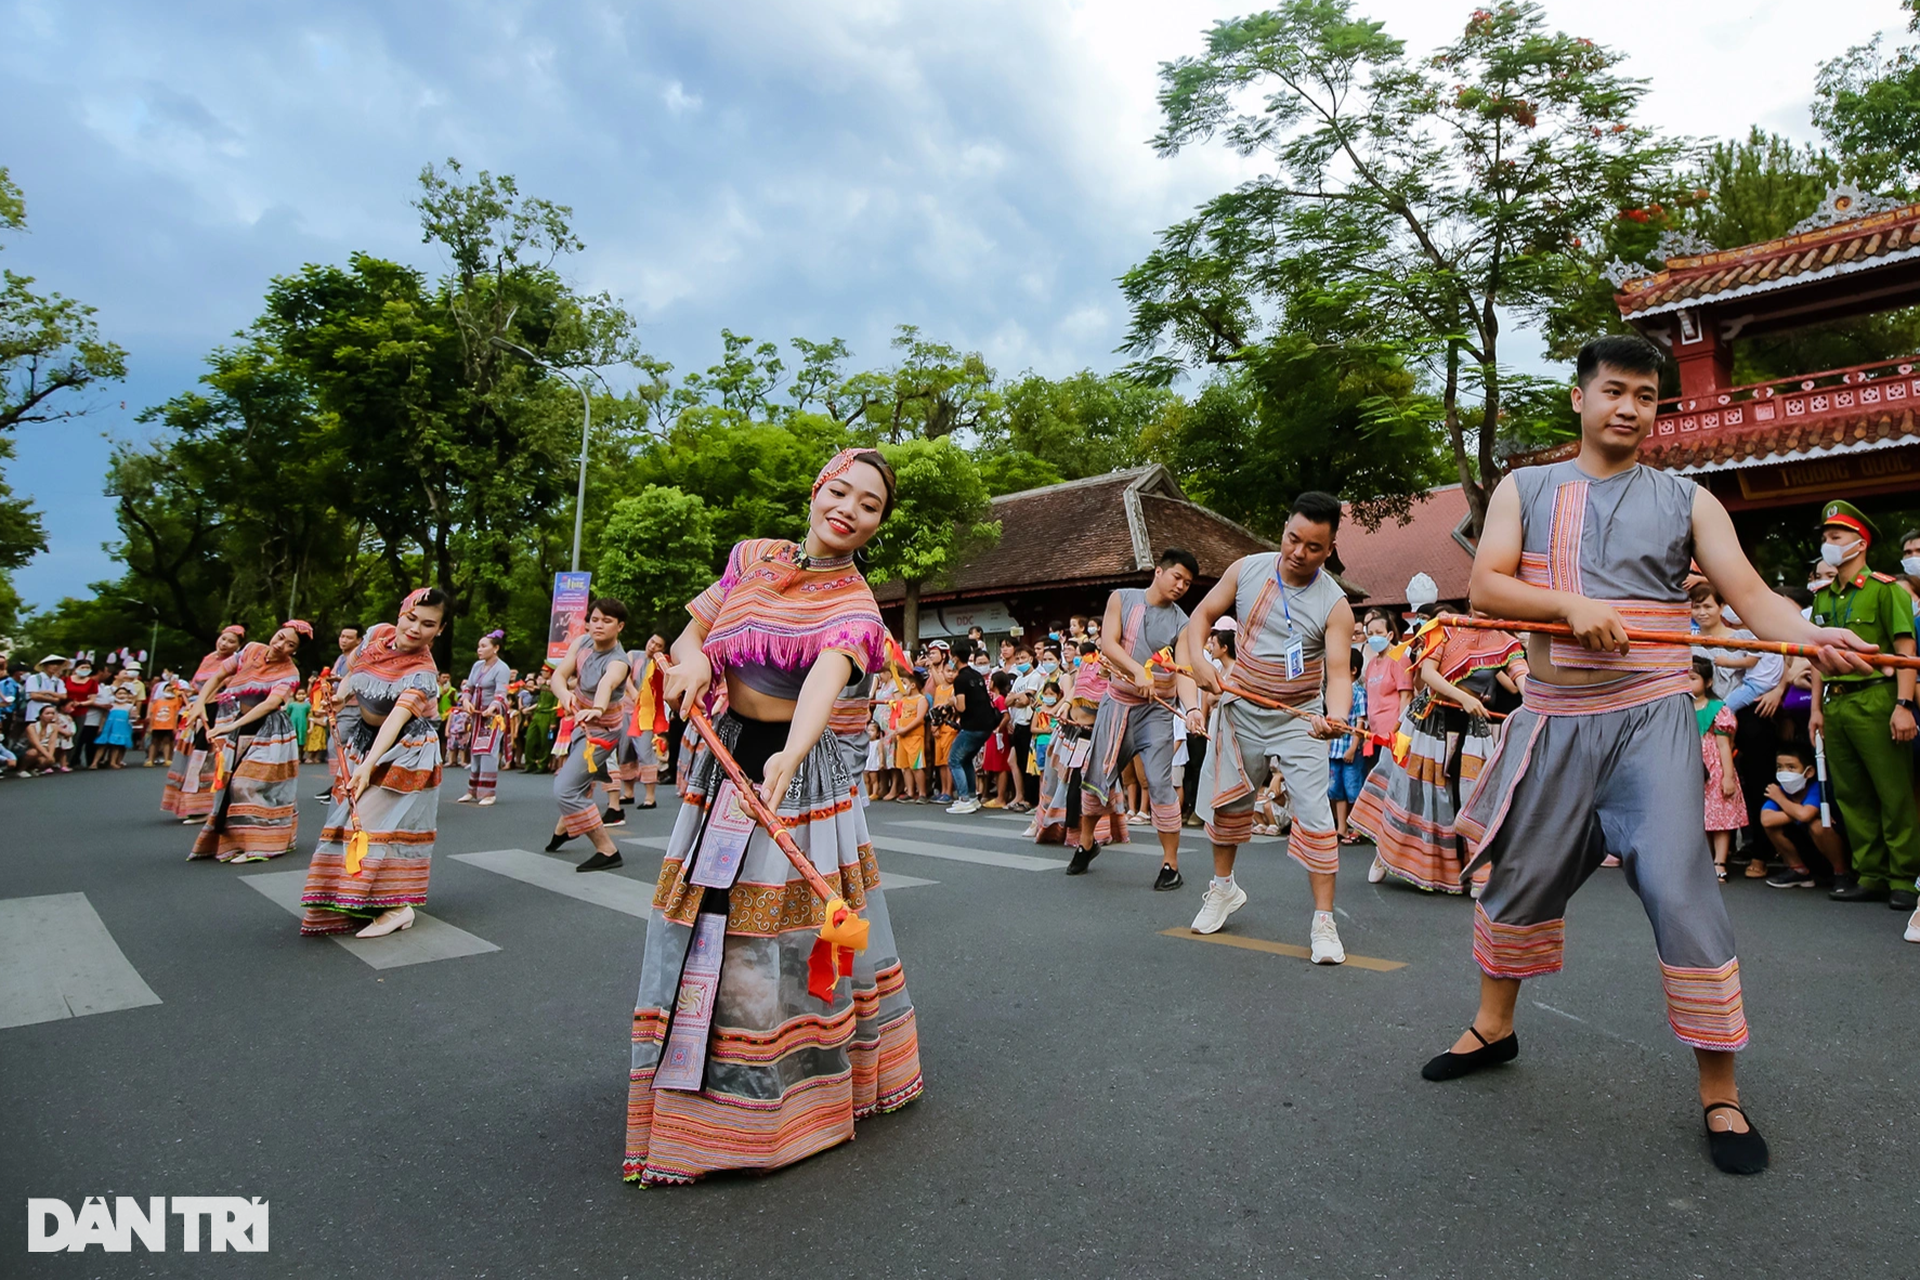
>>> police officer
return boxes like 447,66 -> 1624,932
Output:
1809,500 -> 1920,911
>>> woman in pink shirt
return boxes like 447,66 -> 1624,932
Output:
1360,610 -> 1411,764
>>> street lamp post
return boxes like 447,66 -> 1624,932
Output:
492,338 -> 593,574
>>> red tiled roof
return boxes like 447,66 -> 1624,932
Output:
1616,201 -> 1920,318
1641,405 -> 1919,471
870,466 -> 1273,603
1336,486 -> 1475,607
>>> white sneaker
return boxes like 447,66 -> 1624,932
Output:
1906,907 -> 1920,944
1367,855 -> 1386,883
946,798 -> 981,815
1190,880 -> 1247,934
1310,911 -> 1345,965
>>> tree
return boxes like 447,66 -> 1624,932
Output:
0,436 -> 44,631
1,168 -> 128,433
863,439 -> 999,650
868,326 -> 1000,443
979,371 -> 1172,481
594,485 -> 719,638
1150,339 -> 1451,535
1126,1 -> 1681,534
976,451 -> 1065,497
1813,1 -> 1920,194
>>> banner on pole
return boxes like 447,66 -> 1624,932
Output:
547,572 -> 593,660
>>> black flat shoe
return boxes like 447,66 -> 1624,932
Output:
1153,864 -> 1183,891
1889,888 -> 1918,911
576,851 -> 623,873
1829,881 -> 1888,902
638,801 -> 658,810
602,807 -> 627,827
1421,1025 -> 1519,1081
544,833 -> 573,853
1065,844 -> 1101,876
1704,1103 -> 1769,1175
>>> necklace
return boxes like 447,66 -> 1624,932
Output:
793,545 -> 855,572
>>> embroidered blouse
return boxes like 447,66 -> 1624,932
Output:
688,538 -> 887,680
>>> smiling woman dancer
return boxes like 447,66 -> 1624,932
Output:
163,624 -> 245,822
299,589 -> 448,940
188,621 -> 311,863
623,447 -> 923,1186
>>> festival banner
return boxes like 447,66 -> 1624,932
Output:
547,571 -> 593,660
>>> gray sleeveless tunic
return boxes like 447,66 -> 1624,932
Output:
1233,552 -> 1348,708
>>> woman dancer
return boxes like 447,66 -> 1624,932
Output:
162,625 -> 245,822
1351,610 -> 1524,894
299,590 -> 446,938
625,448 -> 923,1186
188,621 -> 310,863
456,629 -> 511,806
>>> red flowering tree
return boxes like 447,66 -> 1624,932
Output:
1122,1 -> 1681,533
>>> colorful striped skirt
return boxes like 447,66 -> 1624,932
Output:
162,741 -> 219,819
625,711 -> 922,1185
1029,722 -> 1130,849
190,709 -> 302,862
299,723 -> 441,933
1348,696 -> 1492,894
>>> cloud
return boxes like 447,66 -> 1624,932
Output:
0,0 -> 1909,606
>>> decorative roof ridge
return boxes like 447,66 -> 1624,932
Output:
1614,198 -> 1920,297
987,464 -> 1172,506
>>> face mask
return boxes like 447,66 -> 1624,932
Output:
1775,770 -> 1808,794
1365,635 -> 1390,653
1806,581 -> 1826,595
1902,556 -> 1920,578
1015,663 -> 1031,674
1039,660 -> 1057,673
1042,695 -> 1059,706
1820,539 -> 1861,567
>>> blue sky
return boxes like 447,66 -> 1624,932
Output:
1,0 -> 1907,608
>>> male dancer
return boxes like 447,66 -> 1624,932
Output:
543,599 -> 633,872
1066,548 -> 1200,889
1184,493 -> 1353,962
1427,334 -> 1874,1175
315,622 -> 363,798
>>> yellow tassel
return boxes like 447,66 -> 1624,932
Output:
345,829 -> 369,877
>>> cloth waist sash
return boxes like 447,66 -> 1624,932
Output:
1520,669 -> 1692,716
1233,647 -> 1323,703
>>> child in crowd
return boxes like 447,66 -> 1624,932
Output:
1690,656 -> 1745,882
1758,742 -> 1850,888
145,677 -> 183,768
1029,680 -> 1060,777
1253,767 -> 1290,837
23,706 -> 61,773
288,686 -> 312,766
1329,647 -> 1369,842
94,681 -> 136,769
863,721 -> 886,800
981,670 -> 1018,810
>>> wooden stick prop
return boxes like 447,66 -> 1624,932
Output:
683,705 -> 870,1002
1434,614 -> 1920,670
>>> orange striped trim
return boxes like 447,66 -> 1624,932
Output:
1522,669 -> 1692,716
1472,903 -> 1564,979
1660,958 -> 1748,1051
1287,825 -> 1339,875
1205,809 -> 1256,846
1549,480 -> 1587,595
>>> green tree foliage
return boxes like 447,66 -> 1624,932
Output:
978,371 -> 1170,481
1,168 -> 128,433
593,485 -> 719,638
976,451 -> 1065,497
1813,1 -> 1920,194
863,439 -> 999,649
1126,1 -> 1681,533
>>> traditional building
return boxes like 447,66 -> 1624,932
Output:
1335,486 -> 1476,612
1538,189 -> 1920,531
871,465 -> 1304,647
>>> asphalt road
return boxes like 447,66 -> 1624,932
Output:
2,760 -> 1916,1279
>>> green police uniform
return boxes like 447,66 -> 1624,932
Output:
1813,500 -> 1919,893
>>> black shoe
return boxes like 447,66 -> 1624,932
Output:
602,807 -> 627,827
1065,844 -> 1101,876
1153,864 -> 1183,891
313,789 -> 334,800
1890,888 -> 1918,911
1829,880 -> 1888,902
1421,1025 -> 1520,1082
544,832 -> 573,853
576,851 -> 624,873
1765,866 -> 1816,889
1704,1103 -> 1769,1175
638,801 -> 658,810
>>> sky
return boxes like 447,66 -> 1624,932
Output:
1,0 -> 1909,609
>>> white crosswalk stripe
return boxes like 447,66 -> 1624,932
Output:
618,836 -> 939,889
868,836 -> 1065,872
0,893 -> 162,1029
456,848 -> 655,915
239,870 -> 500,969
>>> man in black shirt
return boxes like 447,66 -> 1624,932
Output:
946,642 -> 1000,814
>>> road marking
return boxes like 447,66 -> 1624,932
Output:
870,836 -> 1066,872
882,818 -> 1211,855
456,848 -> 654,917
240,871 -> 500,969
1158,927 -> 1406,972
0,894 -> 162,1029
621,836 -> 939,889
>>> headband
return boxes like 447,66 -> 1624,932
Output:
811,448 -> 866,498
484,629 -> 505,642
281,619 -> 313,641
399,587 -> 433,618
220,624 -> 246,637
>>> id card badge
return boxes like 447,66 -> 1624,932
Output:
690,780 -> 756,889
1283,640 -> 1306,681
